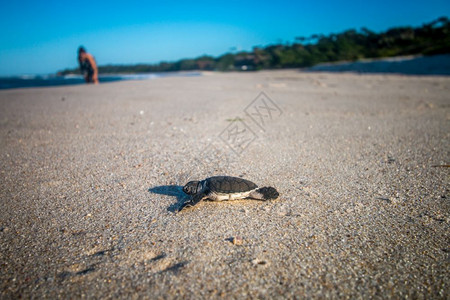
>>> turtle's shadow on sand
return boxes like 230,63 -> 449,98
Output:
148,185 -> 190,212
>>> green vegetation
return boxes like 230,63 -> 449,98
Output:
59,17 -> 450,75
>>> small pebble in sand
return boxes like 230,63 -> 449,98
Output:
252,259 -> 268,266
232,236 -> 243,245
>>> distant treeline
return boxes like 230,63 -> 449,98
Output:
59,17 -> 450,75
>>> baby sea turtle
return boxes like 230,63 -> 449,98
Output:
180,176 -> 279,211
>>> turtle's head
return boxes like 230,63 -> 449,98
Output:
183,181 -> 201,195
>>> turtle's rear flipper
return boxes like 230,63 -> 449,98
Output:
249,187 -> 279,201
178,193 -> 206,212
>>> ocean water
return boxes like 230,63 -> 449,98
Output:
0,72 -> 202,90
307,54 -> 450,75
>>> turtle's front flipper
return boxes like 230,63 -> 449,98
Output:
178,193 -> 206,212
248,187 -> 279,201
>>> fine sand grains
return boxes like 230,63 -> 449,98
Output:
0,71 -> 449,298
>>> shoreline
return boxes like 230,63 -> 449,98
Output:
0,71 -> 203,90
307,53 -> 450,75
2,54 -> 450,90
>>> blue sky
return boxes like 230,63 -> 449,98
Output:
0,0 -> 449,76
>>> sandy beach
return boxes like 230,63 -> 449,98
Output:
0,70 -> 449,298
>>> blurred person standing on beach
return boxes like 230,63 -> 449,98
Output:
78,46 -> 99,84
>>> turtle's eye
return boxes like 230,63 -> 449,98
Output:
183,181 -> 198,195
182,184 -> 191,194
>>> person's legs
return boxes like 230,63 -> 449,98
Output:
85,71 -> 94,83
